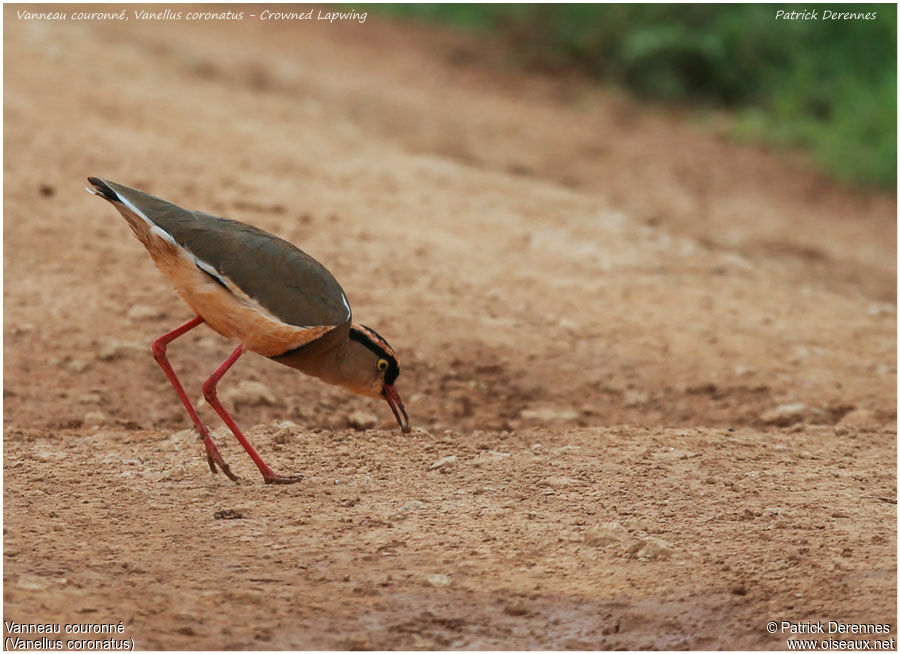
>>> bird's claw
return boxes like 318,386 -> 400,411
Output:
263,472 -> 305,485
204,446 -> 240,482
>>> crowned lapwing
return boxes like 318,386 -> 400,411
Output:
87,177 -> 409,484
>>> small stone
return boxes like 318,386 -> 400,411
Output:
77,391 -> 103,404
835,409 -> 880,433
222,380 -> 278,407
539,476 -> 577,489
98,340 -> 145,361
550,445 -> 582,456
429,455 -> 458,471
272,421 -> 298,444
760,403 -> 810,426
17,575 -> 51,591
214,509 -> 244,520
874,364 -> 895,376
32,445 -> 64,462
651,449 -> 699,460
584,521 -> 628,547
84,411 -> 107,427
347,411 -> 378,430
64,359 -> 90,374
126,304 -> 165,320
425,573 -> 451,587
504,601 -> 528,616
519,407 -> 579,422
867,303 -> 895,317
399,500 -> 425,512
342,633 -> 373,650
623,390 -> 650,408
627,536 -> 675,561
472,450 -> 510,466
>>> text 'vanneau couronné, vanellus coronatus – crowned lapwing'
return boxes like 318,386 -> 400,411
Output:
87,177 -> 410,484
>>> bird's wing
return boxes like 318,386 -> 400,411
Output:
91,178 -> 352,330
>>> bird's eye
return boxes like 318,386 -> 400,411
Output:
377,359 -> 389,372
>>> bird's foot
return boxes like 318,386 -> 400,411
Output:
262,471 -> 305,485
200,436 -> 240,482
206,452 -> 241,482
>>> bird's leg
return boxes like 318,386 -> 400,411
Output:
151,316 -> 239,482
202,345 -> 304,485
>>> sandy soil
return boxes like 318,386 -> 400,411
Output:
3,6 -> 897,650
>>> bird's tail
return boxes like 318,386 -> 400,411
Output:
86,176 -> 174,256
86,176 -> 120,202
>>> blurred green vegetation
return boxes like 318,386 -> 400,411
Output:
375,4 -> 896,188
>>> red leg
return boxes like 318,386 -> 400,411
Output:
202,345 -> 303,484
151,316 -> 238,482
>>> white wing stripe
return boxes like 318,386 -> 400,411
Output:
150,225 -> 179,249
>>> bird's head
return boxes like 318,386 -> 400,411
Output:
346,324 -> 410,432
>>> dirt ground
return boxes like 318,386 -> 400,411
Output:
3,6 -> 897,650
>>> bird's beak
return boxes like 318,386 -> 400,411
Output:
382,384 -> 410,433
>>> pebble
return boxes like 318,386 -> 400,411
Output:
867,303 -> 895,317
760,403 -> 811,426
213,509 -> 244,520
126,304 -> 165,320
398,500 -> 425,512
584,520 -> 629,547
623,390 -> 650,408
471,450 -> 510,466
32,445 -> 65,461
342,633 -> 373,650
347,411 -> 378,431
16,575 -> 52,591
425,573 -> 451,587
504,601 -> 529,616
429,455 -> 458,471
539,476 -> 577,489
519,407 -> 580,422
64,358 -> 90,373
221,380 -> 278,407
98,340 -> 145,361
627,536 -> 675,561
272,422 -> 298,444
83,411 -> 107,427
651,449 -> 699,461
835,408 -> 880,433
550,446 -> 581,458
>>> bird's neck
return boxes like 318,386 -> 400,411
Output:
275,332 -> 378,397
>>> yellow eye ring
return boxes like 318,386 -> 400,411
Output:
377,359 -> 389,372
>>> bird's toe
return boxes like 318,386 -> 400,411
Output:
262,472 -> 305,485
